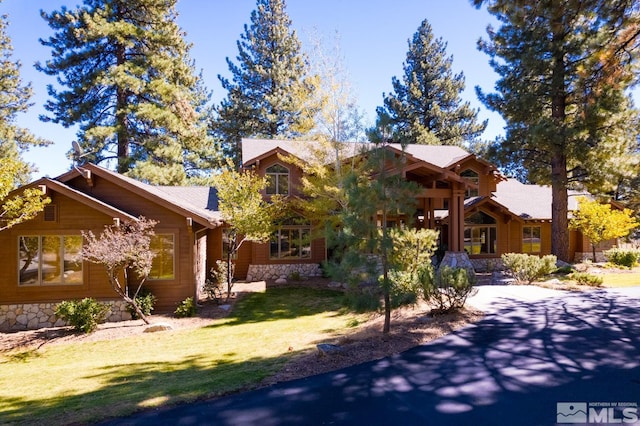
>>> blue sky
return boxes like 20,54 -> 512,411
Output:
2,0 -> 635,178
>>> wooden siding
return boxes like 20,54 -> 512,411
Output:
0,177 -> 202,312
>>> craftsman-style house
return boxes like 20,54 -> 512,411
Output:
0,138 -> 604,330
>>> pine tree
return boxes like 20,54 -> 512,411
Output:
37,0 -> 218,184
474,0 -> 640,261
370,19 -> 486,146
0,8 -> 50,230
0,8 -> 50,175
214,0 -> 319,163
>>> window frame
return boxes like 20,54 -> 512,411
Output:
522,225 -> 542,254
464,211 -> 497,255
270,225 -> 311,260
18,235 -> 84,286
265,163 -> 290,195
461,169 -> 480,199
148,233 -> 176,280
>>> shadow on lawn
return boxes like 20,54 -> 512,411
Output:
0,353 -> 287,425
206,286 -> 346,328
112,290 -> 640,426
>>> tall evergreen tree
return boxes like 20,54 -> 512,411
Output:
474,0 -> 640,261
37,0 -> 218,184
0,7 -> 50,230
370,19 -> 486,146
214,0 -> 319,163
0,7 -> 50,175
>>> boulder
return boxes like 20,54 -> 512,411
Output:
144,323 -> 174,333
317,343 -> 343,356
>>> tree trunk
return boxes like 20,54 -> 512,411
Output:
115,41 -> 130,174
592,243 -> 597,263
549,12 -> 570,263
551,153 -> 570,262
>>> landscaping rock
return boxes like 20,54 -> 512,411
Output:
218,304 -> 231,311
317,343 -> 343,356
144,323 -> 174,333
275,278 -> 287,285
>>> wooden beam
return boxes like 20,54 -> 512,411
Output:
419,188 -> 452,198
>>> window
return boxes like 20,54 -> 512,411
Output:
266,164 -> 289,195
270,224 -> 311,260
464,211 -> 497,255
18,235 -> 83,286
149,234 -> 175,280
461,169 -> 479,198
523,226 -> 541,254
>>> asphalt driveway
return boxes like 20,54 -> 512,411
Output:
104,286 -> 640,425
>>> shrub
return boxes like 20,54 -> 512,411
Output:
420,265 -> 478,313
501,253 -> 557,284
202,265 -> 225,303
604,248 -> 640,268
55,298 -> 109,333
568,272 -> 603,287
175,297 -> 197,318
127,288 -> 156,319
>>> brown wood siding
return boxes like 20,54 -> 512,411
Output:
255,153 -> 304,198
0,178 -> 200,312
0,192 -> 116,305
456,158 -> 495,197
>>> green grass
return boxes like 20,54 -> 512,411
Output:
601,271 -> 640,287
0,287 -> 353,425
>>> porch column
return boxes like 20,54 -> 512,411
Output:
448,187 -> 465,252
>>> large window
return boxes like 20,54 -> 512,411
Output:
523,226 -> 541,254
18,235 -> 83,286
149,234 -> 175,280
461,169 -> 479,198
266,164 -> 289,195
464,211 -> 497,255
270,222 -> 311,260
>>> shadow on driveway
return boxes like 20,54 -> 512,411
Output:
106,289 -> 640,425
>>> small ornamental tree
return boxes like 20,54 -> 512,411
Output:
570,196 -> 639,262
81,217 -> 157,323
0,157 -> 50,231
213,163 -> 284,301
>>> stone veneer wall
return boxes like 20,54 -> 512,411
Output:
246,263 -> 323,281
574,252 -> 607,263
439,251 -> 477,279
0,300 -> 132,332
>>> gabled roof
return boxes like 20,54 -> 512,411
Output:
492,178 -> 589,220
57,164 -> 221,227
241,138 -> 476,170
32,178 -> 139,222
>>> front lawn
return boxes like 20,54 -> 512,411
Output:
601,271 -> 640,287
0,287 -> 355,425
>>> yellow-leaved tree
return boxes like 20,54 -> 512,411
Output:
570,197 -> 638,262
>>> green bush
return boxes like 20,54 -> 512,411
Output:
568,272 -> 603,287
501,253 -> 557,284
55,298 -> 109,333
127,288 -> 156,319
175,297 -> 197,318
342,283 -> 381,312
604,248 -> 640,268
420,265 -> 478,313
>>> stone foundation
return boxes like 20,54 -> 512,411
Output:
469,257 -> 504,272
0,300 -> 132,332
574,252 -> 607,263
438,251 -> 476,280
246,263 -> 323,281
